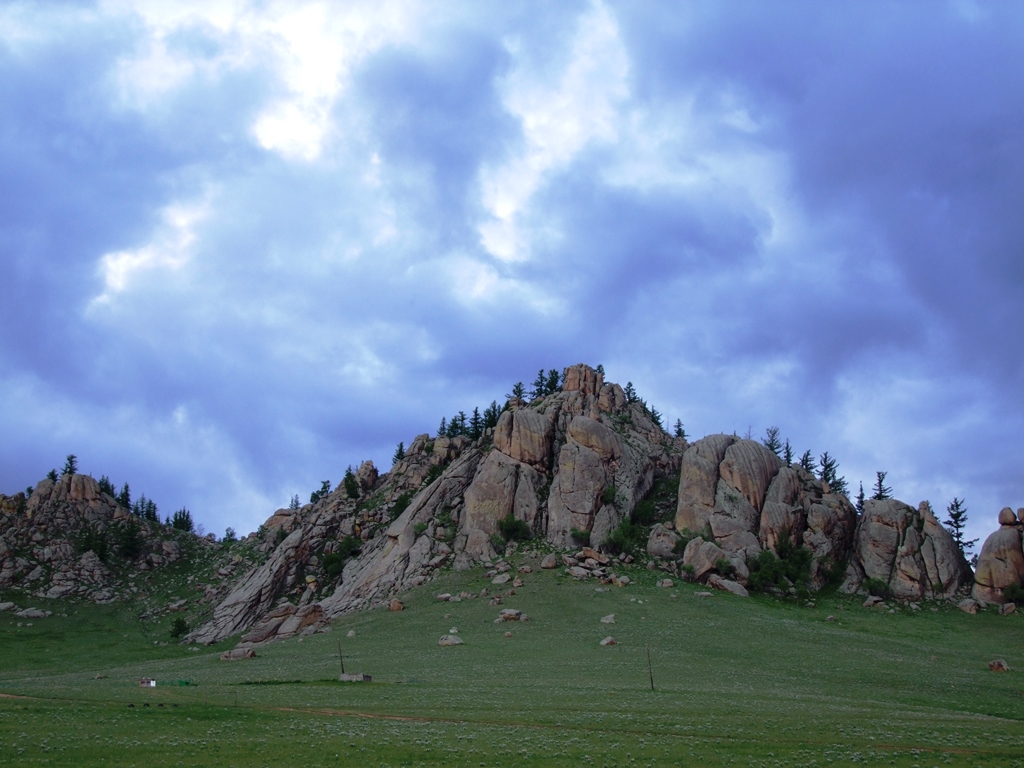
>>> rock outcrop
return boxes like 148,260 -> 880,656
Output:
674,436 -> 856,587
0,473 -> 199,604
194,364 -> 684,644
842,499 -> 972,600
972,508 -> 1024,604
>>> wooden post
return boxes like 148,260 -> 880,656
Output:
646,644 -> 654,691
338,638 -> 345,675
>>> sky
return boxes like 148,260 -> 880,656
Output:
1,1 -> 1021,553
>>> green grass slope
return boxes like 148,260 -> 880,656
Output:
2,558 -> 1023,766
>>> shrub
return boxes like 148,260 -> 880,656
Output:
498,513 -> 531,542
604,519 -> 645,555
76,525 -> 109,562
570,527 -> 591,546
714,557 -> 735,577
424,464 -> 444,486
170,617 -> 189,639
863,577 -> 890,598
413,522 -> 428,537
391,492 -> 413,520
601,485 -> 617,505
748,527 -> 813,595
1003,582 -> 1024,603
323,536 -> 363,580
115,516 -> 143,559
489,533 -> 506,553
632,498 -> 658,527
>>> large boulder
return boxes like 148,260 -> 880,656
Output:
675,435 -> 734,534
462,451 -> 543,558
546,441 -> 608,546
647,524 -> 681,559
493,409 -> 554,468
843,499 -> 971,600
972,509 -> 1024,604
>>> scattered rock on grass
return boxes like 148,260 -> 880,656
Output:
438,635 -> 463,647
957,598 -> 980,615
600,613 -> 615,624
989,659 -> 1010,672
389,599 -> 404,612
600,636 -> 617,646
220,648 -> 256,660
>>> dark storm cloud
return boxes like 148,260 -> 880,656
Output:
1,1 -> 1021,548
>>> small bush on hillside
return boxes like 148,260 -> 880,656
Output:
601,485 -> 617,505
170,617 -> 189,639
570,527 -> 591,546
498,513 -> 531,542
604,519 -> 646,555
115,516 -> 143,559
323,536 -> 362,581
413,522 -> 428,537
714,557 -> 736,577
1003,582 -> 1024,603
748,527 -> 812,595
863,577 -> 891,599
76,525 -> 109,562
390,492 -> 413,520
489,533 -> 506,553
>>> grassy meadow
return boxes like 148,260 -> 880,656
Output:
2,558 -> 1024,767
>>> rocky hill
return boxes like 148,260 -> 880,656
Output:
2,363 -> 1008,650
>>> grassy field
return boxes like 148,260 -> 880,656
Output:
2,558 -> 1024,767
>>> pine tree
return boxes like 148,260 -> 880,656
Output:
673,419 -> 687,440
63,454 -> 78,476
289,494 -> 301,511
649,406 -> 663,428
117,483 -> 131,509
529,369 -> 547,400
343,466 -> 359,499
783,439 -> 794,466
872,471 -> 893,500
483,401 -> 501,429
171,508 -> 194,532
798,451 -> 816,474
596,364 -> 605,377
545,368 -> 560,395
624,382 -> 637,403
507,382 -> 526,401
393,442 -> 405,464
437,417 -> 447,437
47,468 -> 58,482
856,482 -> 866,514
469,408 -> 483,440
98,475 -> 116,496
310,480 -> 331,504
944,497 -> 978,561
762,427 -> 782,457
818,452 -> 848,496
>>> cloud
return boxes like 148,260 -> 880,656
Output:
1,0 -> 1022,553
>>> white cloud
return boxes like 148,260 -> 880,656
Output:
91,191 -> 213,307
102,0 -> 421,161
478,0 -> 630,262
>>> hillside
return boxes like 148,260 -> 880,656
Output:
2,363 -> 1015,655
